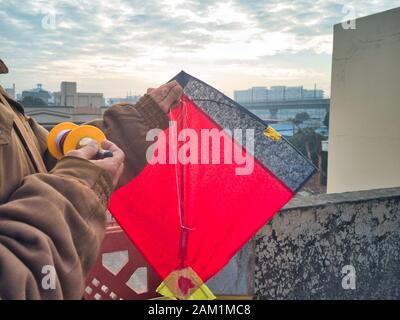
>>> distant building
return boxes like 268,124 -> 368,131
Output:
234,85 -> 325,103
303,89 -> 324,99
107,95 -> 141,106
269,86 -> 285,101
234,87 -> 267,104
234,84 -> 329,125
251,87 -> 268,103
5,83 -> 15,99
22,84 -> 52,104
285,86 -> 303,100
23,104 -> 108,130
234,89 -> 252,104
54,82 -> 105,108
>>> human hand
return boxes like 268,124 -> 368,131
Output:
66,139 -> 125,188
147,80 -> 183,113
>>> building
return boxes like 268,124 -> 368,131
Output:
327,7 -> 400,193
5,83 -> 15,98
23,104 -> 108,130
303,88 -> 324,99
251,87 -> 268,103
284,86 -> 303,100
268,86 -> 285,101
234,85 -> 324,103
107,95 -> 141,106
233,84 -> 328,126
54,82 -> 105,108
22,82 -> 107,129
21,84 -> 52,104
234,89 -> 253,104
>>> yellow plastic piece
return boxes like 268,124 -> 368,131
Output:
263,126 -> 282,141
47,122 -> 78,159
48,123 -> 106,159
156,267 -> 216,300
63,125 -> 106,155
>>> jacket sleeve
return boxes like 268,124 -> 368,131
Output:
0,94 -> 168,299
29,94 -> 170,176
0,157 -> 113,300
88,94 -> 169,185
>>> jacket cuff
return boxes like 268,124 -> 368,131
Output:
50,156 -> 114,209
133,94 -> 169,130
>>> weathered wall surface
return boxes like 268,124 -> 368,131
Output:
206,242 -> 254,296
255,188 -> 400,299
328,7 -> 400,193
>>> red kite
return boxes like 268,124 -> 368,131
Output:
109,71 -> 316,299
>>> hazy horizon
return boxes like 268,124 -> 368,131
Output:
0,0 -> 399,99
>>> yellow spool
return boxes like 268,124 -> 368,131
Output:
47,123 -> 106,160
48,122 -> 78,160
63,125 -> 106,156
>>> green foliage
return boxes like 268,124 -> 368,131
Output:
289,127 -> 323,166
295,112 -> 310,123
290,112 -> 311,131
323,111 -> 329,128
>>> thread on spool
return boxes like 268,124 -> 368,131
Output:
55,129 -> 72,156
48,123 -> 111,159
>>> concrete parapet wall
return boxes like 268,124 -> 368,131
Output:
255,187 -> 400,299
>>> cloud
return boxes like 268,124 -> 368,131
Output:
0,0 -> 399,97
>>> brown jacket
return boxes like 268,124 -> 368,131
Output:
0,85 -> 168,299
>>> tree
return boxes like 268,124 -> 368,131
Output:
289,127 -> 322,163
21,96 -> 47,107
289,111 -> 311,134
295,111 -> 310,123
289,128 -> 325,189
323,111 -> 329,128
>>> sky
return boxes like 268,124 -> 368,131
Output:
0,0 -> 399,99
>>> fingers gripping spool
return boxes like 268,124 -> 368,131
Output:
63,125 -> 106,156
47,122 -> 109,160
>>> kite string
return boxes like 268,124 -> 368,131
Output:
169,99 -> 195,232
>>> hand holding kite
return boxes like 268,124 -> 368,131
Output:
147,80 -> 183,114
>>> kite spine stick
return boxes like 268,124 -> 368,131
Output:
179,99 -> 188,269
169,100 -> 194,265
157,97 -> 215,300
